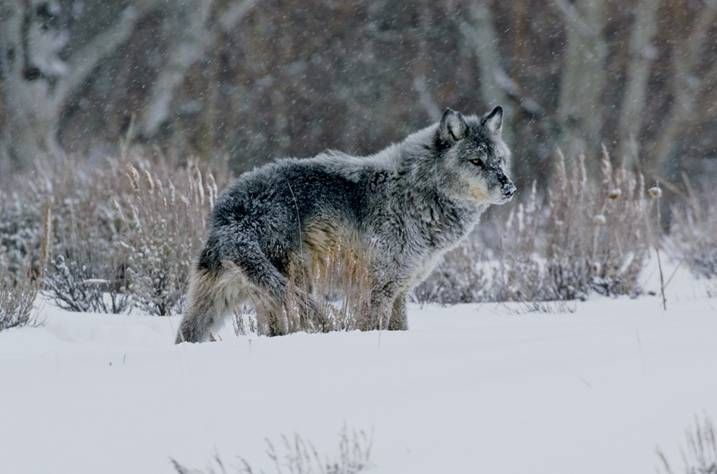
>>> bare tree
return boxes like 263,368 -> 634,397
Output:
0,0 -> 158,168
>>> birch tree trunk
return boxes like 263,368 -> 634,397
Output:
617,0 -> 661,170
459,0 -> 517,150
554,0 -> 607,162
650,0 -> 717,182
135,0 -> 257,141
0,0 -> 152,168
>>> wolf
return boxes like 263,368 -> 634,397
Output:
176,106 -> 516,343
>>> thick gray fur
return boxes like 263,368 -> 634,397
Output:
176,106 -> 516,343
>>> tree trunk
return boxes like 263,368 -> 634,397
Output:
617,0 -> 661,170
650,2 -> 717,183
0,0 -> 64,167
0,0 -> 151,169
461,2 -> 512,121
135,0 -> 257,141
554,0 -> 607,164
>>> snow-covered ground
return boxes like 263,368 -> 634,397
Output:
1,263 -> 715,474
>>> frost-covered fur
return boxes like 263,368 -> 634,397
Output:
176,107 -> 515,342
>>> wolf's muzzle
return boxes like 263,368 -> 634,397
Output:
502,182 -> 516,199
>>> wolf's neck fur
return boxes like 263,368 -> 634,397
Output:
376,124 -> 486,246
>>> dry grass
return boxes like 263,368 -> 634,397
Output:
0,275 -> 38,332
1,152 -> 227,316
288,239 -> 374,332
171,426 -> 373,474
1,147 -> 712,319
418,149 -> 653,304
658,416 -> 717,474
120,159 -> 219,315
232,238 -> 375,337
667,184 -> 717,280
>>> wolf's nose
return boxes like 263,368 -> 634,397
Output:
502,183 -> 516,198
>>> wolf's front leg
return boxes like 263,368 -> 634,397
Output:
388,292 -> 408,330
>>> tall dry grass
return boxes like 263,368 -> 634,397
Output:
233,238 -> 375,337
1,147 -> 712,323
667,184 -> 717,280
120,160 -> 218,315
171,426 -> 373,474
658,416 -> 717,474
418,149 -> 654,303
1,152 -> 227,316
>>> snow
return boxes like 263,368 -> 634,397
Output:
0,265 -> 715,474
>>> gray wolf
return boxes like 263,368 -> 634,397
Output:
176,106 -> 515,343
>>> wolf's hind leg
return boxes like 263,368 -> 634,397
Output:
228,243 -> 328,336
175,265 -> 249,343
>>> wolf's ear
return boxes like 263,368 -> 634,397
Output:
439,108 -> 468,144
483,105 -> 503,135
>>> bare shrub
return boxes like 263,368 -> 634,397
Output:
413,237 -> 490,304
658,416 -> 717,474
171,426 -> 373,474
120,160 -> 218,316
0,276 -> 38,332
667,186 -> 717,280
45,254 -> 131,314
418,149 -> 652,303
1,153 -> 226,316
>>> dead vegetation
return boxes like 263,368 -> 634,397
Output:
417,149 -> 654,304
170,426 -> 373,474
658,416 -> 717,474
0,148 -> 713,326
0,275 -> 38,332
1,152 -> 225,317
667,185 -> 717,281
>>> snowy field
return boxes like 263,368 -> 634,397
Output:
1,263 -> 715,474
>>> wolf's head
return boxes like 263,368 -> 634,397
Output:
432,106 -> 516,205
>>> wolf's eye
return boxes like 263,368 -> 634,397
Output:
470,159 -> 486,169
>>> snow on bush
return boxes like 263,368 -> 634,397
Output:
0,276 -> 38,332
1,154 -> 224,316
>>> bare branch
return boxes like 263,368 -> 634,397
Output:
218,0 -> 258,32
137,0 -> 258,139
53,6 -> 141,108
550,0 -> 598,38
